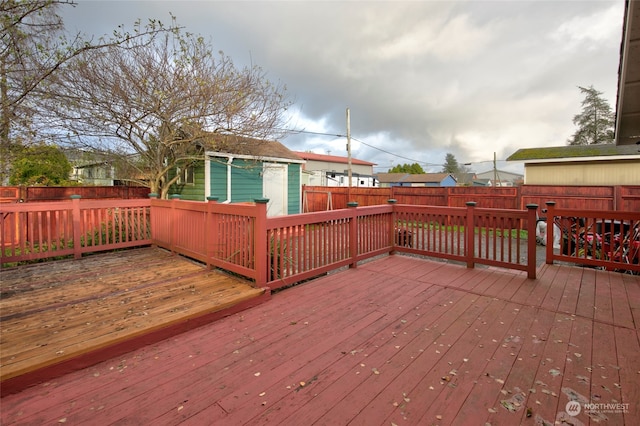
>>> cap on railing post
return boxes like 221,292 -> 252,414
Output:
347,201 -> 358,208
465,201 -> 476,269
206,196 -> 219,202
148,193 -> 158,199
387,199 -> 397,204
525,204 -> 538,279
169,194 -> 181,200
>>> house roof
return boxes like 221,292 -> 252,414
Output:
615,0 -> 640,145
293,151 -> 376,166
475,169 -> 524,180
376,173 -> 456,184
506,144 -> 640,162
206,135 -> 303,162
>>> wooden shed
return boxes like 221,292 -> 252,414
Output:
172,137 -> 305,216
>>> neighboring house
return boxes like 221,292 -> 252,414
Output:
70,162 -> 115,186
376,173 -> 457,188
475,169 -> 523,187
472,179 -> 492,187
507,0 -> 640,186
66,150 -> 115,186
506,144 -> 640,185
294,151 -> 377,187
454,172 -> 477,186
172,136 -> 305,217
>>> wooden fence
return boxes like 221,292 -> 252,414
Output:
0,197 -> 152,265
544,202 -> 640,274
0,186 -> 150,203
302,185 -> 640,213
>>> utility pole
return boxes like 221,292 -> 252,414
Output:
346,108 -> 352,201
493,151 -> 497,187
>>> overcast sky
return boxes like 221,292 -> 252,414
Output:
60,0 -> 625,174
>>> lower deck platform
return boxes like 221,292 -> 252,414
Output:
0,247 -> 268,394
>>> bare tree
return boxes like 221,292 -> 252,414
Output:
0,0 -> 175,183
50,25 -> 290,198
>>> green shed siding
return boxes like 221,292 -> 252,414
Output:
287,163 -> 301,214
206,156 -> 303,214
230,159 -> 263,202
209,158 -> 228,200
170,161 -> 206,201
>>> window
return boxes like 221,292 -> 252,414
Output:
184,165 -> 195,185
176,165 -> 195,185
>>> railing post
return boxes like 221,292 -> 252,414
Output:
545,201 -> 556,265
347,202 -> 359,268
205,197 -> 218,270
147,193 -> 158,246
388,199 -> 397,254
168,194 -> 181,253
254,198 -> 269,287
465,202 -> 476,269
71,195 -> 82,259
525,204 -> 538,279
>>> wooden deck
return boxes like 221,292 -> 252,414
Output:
0,248 -> 268,394
1,254 -> 639,425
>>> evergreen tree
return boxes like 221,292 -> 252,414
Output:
441,153 -> 460,174
388,163 -> 425,174
567,85 -> 614,145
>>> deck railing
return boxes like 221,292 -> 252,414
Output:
150,197 -> 267,284
2,197 -> 539,282
392,202 -> 537,277
265,204 -> 395,287
545,201 -> 640,274
0,197 -> 152,266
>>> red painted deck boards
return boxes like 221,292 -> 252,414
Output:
1,254 -> 639,425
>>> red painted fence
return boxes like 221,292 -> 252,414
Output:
2,198 -> 540,282
0,186 -> 150,203
303,185 -> 640,213
544,202 -> 640,274
5,196 -> 638,283
0,197 -> 151,265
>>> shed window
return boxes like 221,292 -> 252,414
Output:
177,165 -> 195,185
184,165 -> 195,185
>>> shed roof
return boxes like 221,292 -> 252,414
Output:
507,144 -> 640,162
206,135 -> 303,162
293,151 -> 376,166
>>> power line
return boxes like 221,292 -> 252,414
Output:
278,127 -> 346,138
279,126 -> 470,168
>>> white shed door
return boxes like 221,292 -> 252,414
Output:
263,163 -> 287,217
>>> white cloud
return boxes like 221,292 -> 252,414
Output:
550,4 -> 623,51
60,0 -> 626,170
